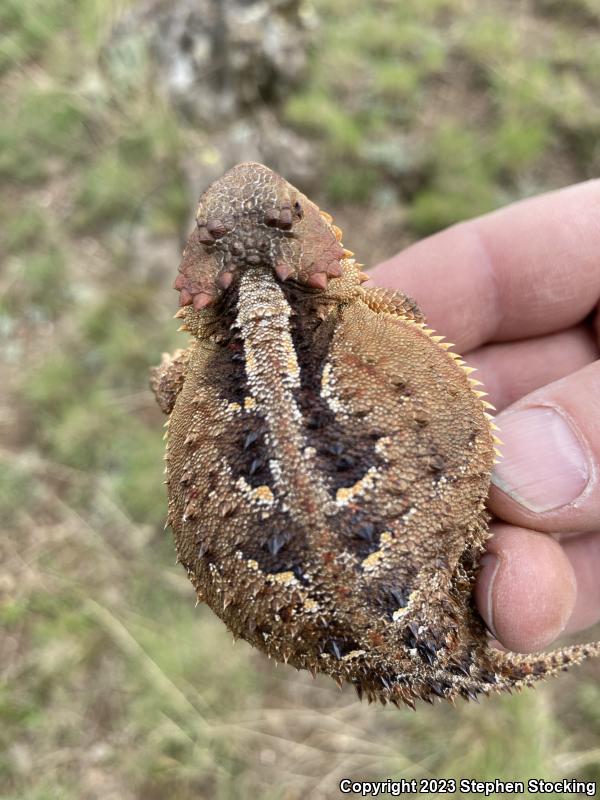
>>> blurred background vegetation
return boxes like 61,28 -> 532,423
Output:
1,0 -> 600,797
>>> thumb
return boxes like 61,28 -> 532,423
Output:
488,359 -> 600,534
474,360 -> 600,652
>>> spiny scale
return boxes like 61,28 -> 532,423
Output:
151,162 -> 600,708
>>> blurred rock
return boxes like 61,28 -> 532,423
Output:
108,0 -> 318,193
181,109 -> 317,204
111,0 -> 313,123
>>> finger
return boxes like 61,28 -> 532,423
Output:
489,360 -> 600,533
474,523 -> 576,653
465,325 -> 599,411
563,530 -> 600,634
369,180 -> 600,352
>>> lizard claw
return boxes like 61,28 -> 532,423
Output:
325,262 -> 343,278
307,272 -> 329,290
179,288 -> 193,306
192,291 -> 214,310
275,263 -> 293,282
217,271 -> 234,290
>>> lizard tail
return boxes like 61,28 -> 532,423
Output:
486,639 -> 600,690
431,640 -> 600,703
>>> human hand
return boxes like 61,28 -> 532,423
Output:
369,181 -> 600,653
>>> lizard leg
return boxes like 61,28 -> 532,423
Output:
150,348 -> 190,415
359,285 -> 425,323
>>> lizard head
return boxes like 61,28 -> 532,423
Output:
173,162 -> 348,310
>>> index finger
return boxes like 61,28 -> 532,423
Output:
369,180 -> 600,352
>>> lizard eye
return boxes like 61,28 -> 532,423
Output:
293,201 -> 303,218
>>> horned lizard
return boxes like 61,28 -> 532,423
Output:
151,162 -> 599,707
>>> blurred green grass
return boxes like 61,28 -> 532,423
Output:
1,0 -> 600,798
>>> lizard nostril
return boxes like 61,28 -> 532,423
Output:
197,226 -> 215,245
264,208 -> 280,227
278,208 -> 293,229
207,218 -> 227,238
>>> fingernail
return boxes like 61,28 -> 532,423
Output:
477,552 -> 500,638
491,406 -> 589,512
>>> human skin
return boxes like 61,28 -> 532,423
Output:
369,180 -> 600,653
